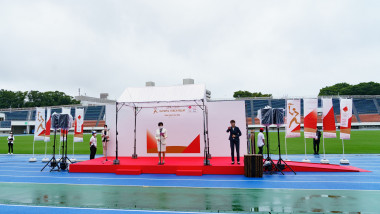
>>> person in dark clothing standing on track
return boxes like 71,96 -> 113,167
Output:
313,128 -> 322,155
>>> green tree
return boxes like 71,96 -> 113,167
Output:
318,82 -> 380,96
0,89 -> 80,108
0,90 -> 27,108
233,90 -> 272,98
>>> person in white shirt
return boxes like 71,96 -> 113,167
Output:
89,131 -> 97,159
155,122 -> 167,164
101,125 -> 109,156
257,128 -> 265,155
7,132 -> 14,155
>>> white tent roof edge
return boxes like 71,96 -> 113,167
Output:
117,84 -> 206,103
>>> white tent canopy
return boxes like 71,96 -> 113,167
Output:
118,84 -> 206,104
113,83 -> 211,164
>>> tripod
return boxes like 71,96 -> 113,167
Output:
275,126 -> 296,175
263,126 -> 283,175
59,130 -> 72,170
41,129 -> 60,172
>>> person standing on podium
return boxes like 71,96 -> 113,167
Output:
101,125 -> 109,156
155,122 -> 167,165
226,120 -> 242,164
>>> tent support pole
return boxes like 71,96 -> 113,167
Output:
132,106 -> 138,159
203,100 -> 211,166
113,102 -> 120,165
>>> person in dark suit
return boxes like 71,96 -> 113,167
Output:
226,120 -> 242,164
313,128 -> 322,155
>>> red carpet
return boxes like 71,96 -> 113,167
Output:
69,157 -> 369,176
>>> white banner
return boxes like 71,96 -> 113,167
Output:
74,108 -> 84,142
322,98 -> 336,138
44,108 -> 51,142
340,98 -> 353,140
286,100 -> 301,138
34,108 -> 46,141
303,99 -> 318,138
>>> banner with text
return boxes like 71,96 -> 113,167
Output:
34,108 -> 46,141
286,99 -> 301,138
303,98 -> 318,138
74,108 -> 84,142
322,98 -> 336,138
340,98 -> 353,140
44,108 -> 51,142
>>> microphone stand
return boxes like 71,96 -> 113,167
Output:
102,129 -> 112,164
158,128 -> 163,165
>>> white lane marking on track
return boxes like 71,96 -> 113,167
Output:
0,204 -> 210,213
0,175 -> 379,184
0,170 -> 378,178
0,181 -> 380,192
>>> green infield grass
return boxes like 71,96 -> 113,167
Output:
0,134 -> 104,155
0,130 -> 379,155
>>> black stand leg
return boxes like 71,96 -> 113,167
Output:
275,127 -> 296,175
263,126 -> 284,175
41,129 -> 60,172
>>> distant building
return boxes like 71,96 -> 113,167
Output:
75,93 -> 116,106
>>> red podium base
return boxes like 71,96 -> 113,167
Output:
69,157 -> 369,176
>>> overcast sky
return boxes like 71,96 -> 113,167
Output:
1,0 -> 379,100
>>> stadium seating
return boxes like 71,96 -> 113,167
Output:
358,114 -> 380,122
0,121 -> 11,128
1,97 -> 380,129
84,106 -> 104,120
3,111 -> 29,121
252,100 -> 269,116
353,99 -> 378,114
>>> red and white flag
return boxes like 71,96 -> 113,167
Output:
34,108 -> 46,141
44,108 -> 51,142
286,100 -> 301,138
304,98 -> 318,138
340,98 -> 352,140
322,98 -> 336,138
74,108 -> 84,142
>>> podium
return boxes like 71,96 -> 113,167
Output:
244,154 -> 263,177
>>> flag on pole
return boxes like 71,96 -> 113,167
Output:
44,108 -> 51,142
340,98 -> 352,140
60,107 -> 71,142
286,99 -> 301,138
303,99 -> 318,138
322,98 -> 336,138
34,108 -> 46,141
74,108 -> 84,142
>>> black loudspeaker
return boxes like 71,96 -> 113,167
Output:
51,113 -> 60,129
273,108 -> 285,125
59,114 -> 70,129
261,108 -> 273,125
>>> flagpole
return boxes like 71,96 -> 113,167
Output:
320,135 -> 329,164
302,133 -> 311,162
284,98 -> 290,161
340,138 -> 349,164
29,141 -> 37,162
284,135 -> 289,161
